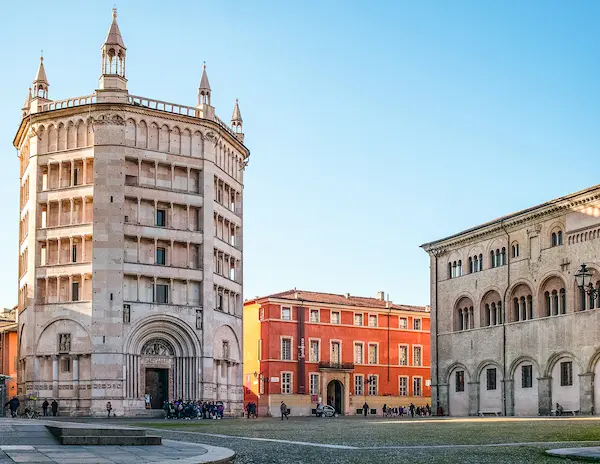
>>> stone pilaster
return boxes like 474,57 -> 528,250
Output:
436,383 -> 449,415
468,381 -> 479,416
579,372 -> 594,415
538,377 -> 552,415
503,379 -> 514,416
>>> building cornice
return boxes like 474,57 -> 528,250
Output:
14,101 -> 250,156
249,297 -> 430,316
421,185 -> 600,254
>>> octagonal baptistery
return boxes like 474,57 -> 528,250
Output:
14,9 -> 249,416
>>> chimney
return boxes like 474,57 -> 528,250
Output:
425,305 -> 431,312
345,293 -> 350,299
377,291 -> 385,301
294,291 -> 299,299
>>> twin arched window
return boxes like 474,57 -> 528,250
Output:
448,260 -> 463,279
490,248 -> 506,268
468,254 -> 483,274
551,231 -> 563,247
457,306 -> 473,331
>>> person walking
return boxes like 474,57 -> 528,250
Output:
4,397 -> 20,418
363,402 -> 369,417
106,401 -> 112,418
42,399 -> 49,417
383,403 -> 387,417
280,401 -> 289,420
409,403 -> 415,418
51,399 -> 58,417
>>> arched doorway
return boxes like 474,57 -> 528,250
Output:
141,338 -> 173,409
327,380 -> 343,414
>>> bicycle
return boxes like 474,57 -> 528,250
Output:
19,407 -> 40,419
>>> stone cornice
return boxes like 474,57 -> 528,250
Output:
14,102 -> 250,156
421,186 -> 600,255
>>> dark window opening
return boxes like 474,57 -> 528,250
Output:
156,209 -> 166,227
486,368 -> 497,390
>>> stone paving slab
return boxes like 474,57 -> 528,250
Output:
547,447 -> 600,461
0,419 -> 234,463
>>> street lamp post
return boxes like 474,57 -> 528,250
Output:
575,264 -> 597,308
364,375 -> 375,416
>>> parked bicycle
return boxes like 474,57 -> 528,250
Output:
19,407 -> 40,419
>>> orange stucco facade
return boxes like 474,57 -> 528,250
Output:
243,290 -> 431,417
0,320 -> 18,400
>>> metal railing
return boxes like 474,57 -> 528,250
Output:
318,361 -> 355,370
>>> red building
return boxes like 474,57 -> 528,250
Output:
243,290 -> 431,416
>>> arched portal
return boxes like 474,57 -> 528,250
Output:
141,338 -> 174,409
327,380 -> 343,414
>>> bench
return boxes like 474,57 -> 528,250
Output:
478,410 -> 501,417
551,409 -> 579,416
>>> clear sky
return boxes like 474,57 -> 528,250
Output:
1,1 -> 599,309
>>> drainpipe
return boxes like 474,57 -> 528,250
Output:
501,222 -> 510,417
432,250 -> 441,414
387,296 -> 391,382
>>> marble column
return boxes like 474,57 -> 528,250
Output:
72,355 -> 79,400
226,362 -> 232,410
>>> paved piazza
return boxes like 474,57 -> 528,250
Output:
118,415 -> 600,463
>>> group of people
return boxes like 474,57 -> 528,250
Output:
245,401 -> 258,418
162,400 -> 224,420
3,397 -> 59,418
383,403 -> 431,418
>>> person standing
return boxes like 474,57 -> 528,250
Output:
409,403 -> 415,418
363,402 -> 369,417
280,401 -> 289,420
4,397 -> 20,418
106,401 -> 112,418
51,399 -> 58,417
42,399 -> 49,417
383,403 -> 387,417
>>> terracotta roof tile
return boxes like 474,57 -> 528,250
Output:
256,289 -> 428,313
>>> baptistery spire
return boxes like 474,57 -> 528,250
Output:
198,62 -> 211,105
99,8 -> 127,91
32,55 -> 49,99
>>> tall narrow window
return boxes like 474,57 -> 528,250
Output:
545,291 -> 551,317
469,257 -> 473,274
309,373 -> 319,395
72,245 -> 77,263
560,361 -> 573,386
413,346 -> 422,366
478,254 -> 483,271
156,284 -> 168,304
331,341 -> 341,363
331,311 -> 340,324
354,375 -> 364,395
413,377 -> 422,396
368,344 -> 378,364
413,318 -> 422,330
156,247 -> 166,265
522,365 -> 533,388
354,343 -> 364,364
309,340 -> 319,363
156,209 -> 166,227
281,307 -> 291,320
368,315 -> 377,327
491,250 -> 495,268
399,376 -> 408,396
281,372 -> 292,394
281,338 -> 292,361
558,231 -> 563,245
399,345 -> 408,366
309,309 -> 319,322
458,260 -> 463,276
72,282 -> 79,302
486,368 -> 497,390
501,247 -> 506,265
354,313 -> 363,326
399,317 -> 408,329
368,376 -> 378,396
456,370 -> 465,392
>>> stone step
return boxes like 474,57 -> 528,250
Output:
46,425 -> 147,437
60,435 -> 162,446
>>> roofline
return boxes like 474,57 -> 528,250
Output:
245,296 -> 429,315
421,183 -> 600,251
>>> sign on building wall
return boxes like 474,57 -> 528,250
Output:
297,306 -> 306,394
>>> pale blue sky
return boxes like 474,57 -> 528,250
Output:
1,1 -> 599,309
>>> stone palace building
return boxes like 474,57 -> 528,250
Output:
13,9 -> 248,415
422,185 -> 600,416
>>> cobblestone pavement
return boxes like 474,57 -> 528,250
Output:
114,416 -> 600,463
0,419 -> 230,463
